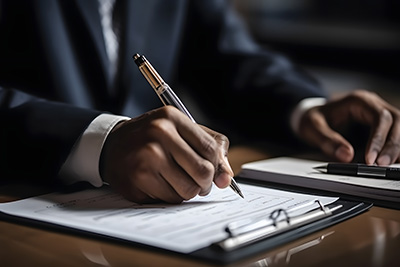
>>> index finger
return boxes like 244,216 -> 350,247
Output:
200,126 -> 233,188
331,91 -> 396,165
365,108 -> 394,164
174,115 -> 233,188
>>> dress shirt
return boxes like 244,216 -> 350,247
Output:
290,97 -> 327,134
59,114 -> 129,186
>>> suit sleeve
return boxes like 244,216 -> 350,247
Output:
0,87 -> 102,183
176,0 -> 327,143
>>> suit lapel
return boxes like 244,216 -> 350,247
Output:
118,0 -> 188,116
74,0 -> 110,84
117,0 -> 160,115
52,0 -> 187,115
140,0 -> 187,80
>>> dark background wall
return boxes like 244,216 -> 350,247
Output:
233,0 -> 400,104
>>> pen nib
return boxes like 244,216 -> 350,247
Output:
313,165 -> 327,173
230,178 -> 244,199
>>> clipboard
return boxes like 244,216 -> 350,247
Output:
0,180 -> 371,265
188,196 -> 371,264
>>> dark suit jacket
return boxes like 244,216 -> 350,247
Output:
0,0 -> 325,182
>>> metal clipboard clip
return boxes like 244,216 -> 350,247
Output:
215,200 -> 343,251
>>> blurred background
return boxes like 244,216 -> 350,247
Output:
232,0 -> 400,105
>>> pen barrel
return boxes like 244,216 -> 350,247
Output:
327,164 -> 358,176
133,54 -> 165,90
357,166 -> 386,178
328,163 -> 400,179
133,53 -> 196,123
138,63 -> 164,90
386,168 -> 400,179
158,84 -> 196,123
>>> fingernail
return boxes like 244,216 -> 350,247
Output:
377,155 -> 391,166
366,150 -> 378,165
199,185 -> 212,196
335,146 -> 353,162
214,172 -> 231,188
224,161 -> 234,176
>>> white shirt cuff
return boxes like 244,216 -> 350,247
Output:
290,97 -> 327,135
59,113 -> 130,187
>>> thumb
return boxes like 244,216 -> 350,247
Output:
213,136 -> 234,188
214,156 -> 234,189
321,136 -> 354,163
300,110 -> 354,162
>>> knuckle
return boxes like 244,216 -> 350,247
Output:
351,89 -> 375,99
346,90 -> 374,105
386,137 -> 400,149
370,134 -> 385,148
379,109 -> 393,124
347,90 -> 362,101
159,105 -> 180,119
149,118 -> 173,136
194,160 -> 214,181
216,133 -> 230,147
201,136 -> 218,156
203,130 -> 231,156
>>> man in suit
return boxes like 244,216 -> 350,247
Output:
1,0 -> 399,203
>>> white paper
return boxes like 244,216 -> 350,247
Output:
242,157 -> 400,190
241,157 -> 400,202
0,184 -> 337,253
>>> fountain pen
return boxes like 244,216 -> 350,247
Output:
133,53 -> 244,198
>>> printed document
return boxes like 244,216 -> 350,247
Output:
0,183 -> 337,253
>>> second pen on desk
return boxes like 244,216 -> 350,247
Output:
314,163 -> 400,180
132,53 -> 244,198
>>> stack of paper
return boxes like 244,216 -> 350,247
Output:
239,157 -> 400,204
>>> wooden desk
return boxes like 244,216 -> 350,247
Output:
1,146 -> 399,266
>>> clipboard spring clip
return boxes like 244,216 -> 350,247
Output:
269,208 -> 290,227
225,200 -> 330,237
217,201 -> 343,251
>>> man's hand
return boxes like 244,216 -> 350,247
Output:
99,106 -> 233,203
298,90 -> 400,165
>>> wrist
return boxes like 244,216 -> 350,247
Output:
99,119 -> 128,182
290,97 -> 327,135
